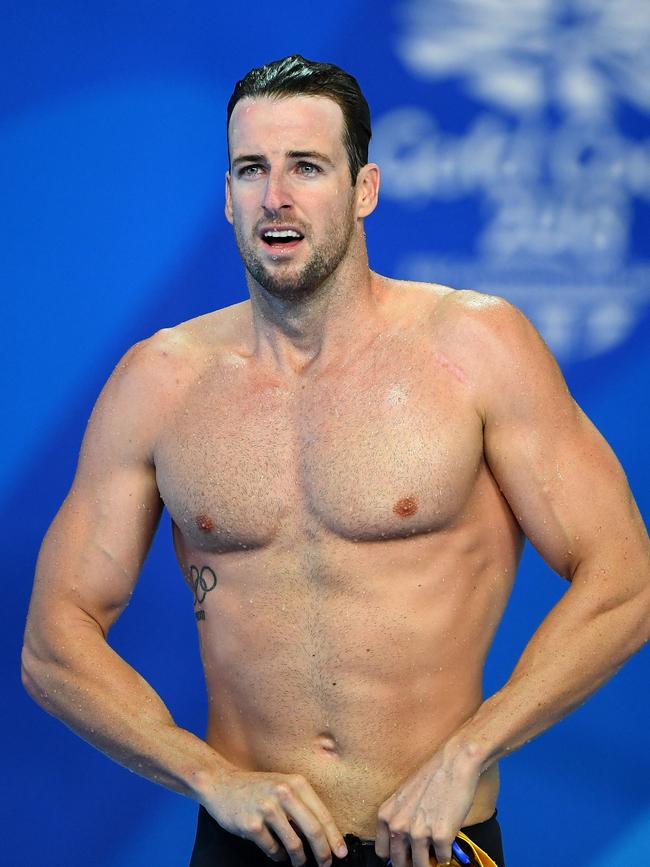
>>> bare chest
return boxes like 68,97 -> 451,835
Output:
155,348 -> 483,551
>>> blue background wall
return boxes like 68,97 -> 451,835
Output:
3,2 -> 649,865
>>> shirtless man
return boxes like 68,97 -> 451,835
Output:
22,55 -> 650,867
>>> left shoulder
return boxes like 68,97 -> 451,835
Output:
404,284 -> 574,423
388,279 -> 528,337
435,287 -> 559,376
450,291 -> 576,432
438,287 -> 534,340
382,276 -> 559,375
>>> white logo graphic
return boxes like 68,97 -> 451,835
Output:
373,0 -> 650,360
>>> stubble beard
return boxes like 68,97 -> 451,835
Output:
234,207 -> 356,304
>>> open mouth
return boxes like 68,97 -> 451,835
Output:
260,227 -> 305,251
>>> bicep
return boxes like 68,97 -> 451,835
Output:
28,344 -> 166,641
485,399 -> 637,579
33,463 -> 163,636
480,304 -> 645,584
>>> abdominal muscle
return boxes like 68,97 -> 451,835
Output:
183,522 -> 518,838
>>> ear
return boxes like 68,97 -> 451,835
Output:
355,163 -> 380,219
224,170 -> 234,224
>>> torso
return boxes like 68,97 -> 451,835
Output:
153,279 -> 523,836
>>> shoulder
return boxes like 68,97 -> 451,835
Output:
422,285 -> 551,368
385,278 -> 535,355
106,301 -> 250,394
433,287 -> 571,422
435,286 -> 524,335
381,277 -> 509,327
99,327 -> 193,410
87,302 -> 250,445
388,279 -> 567,411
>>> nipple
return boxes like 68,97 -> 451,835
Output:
393,496 -> 418,518
195,514 -> 214,532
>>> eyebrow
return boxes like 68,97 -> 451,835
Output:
287,150 -> 335,167
231,153 -> 265,168
231,150 -> 335,168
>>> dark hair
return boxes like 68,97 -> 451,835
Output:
227,54 -> 371,183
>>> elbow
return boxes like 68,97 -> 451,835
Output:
635,585 -> 650,650
21,640 -> 48,708
604,582 -> 650,662
615,572 -> 650,656
21,631 -> 61,712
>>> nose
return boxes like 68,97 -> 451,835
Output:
261,169 -> 292,215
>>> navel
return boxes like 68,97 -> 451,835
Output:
393,496 -> 418,518
314,732 -> 340,756
195,514 -> 214,533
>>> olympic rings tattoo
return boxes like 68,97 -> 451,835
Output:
187,564 -> 218,620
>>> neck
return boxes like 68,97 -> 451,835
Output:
246,242 -> 381,375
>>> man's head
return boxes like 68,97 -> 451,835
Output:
225,57 -> 379,303
227,54 -> 371,184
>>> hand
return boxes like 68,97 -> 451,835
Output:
375,741 -> 482,866
204,768 -> 349,867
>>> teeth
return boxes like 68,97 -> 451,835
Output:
263,229 -> 302,239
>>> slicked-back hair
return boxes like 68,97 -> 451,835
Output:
227,54 -> 371,184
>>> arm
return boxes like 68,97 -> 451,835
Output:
456,300 -> 650,763
22,338 -> 235,796
22,334 -> 348,867
375,297 -> 650,866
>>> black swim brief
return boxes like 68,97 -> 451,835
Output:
189,806 -> 505,866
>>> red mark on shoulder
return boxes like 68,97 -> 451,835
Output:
195,514 -> 214,533
434,350 -> 467,385
393,497 -> 418,518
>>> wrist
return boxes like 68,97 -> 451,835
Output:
443,706 -> 504,775
181,748 -> 239,804
442,732 -> 488,775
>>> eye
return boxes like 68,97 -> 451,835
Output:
238,164 -> 263,178
296,162 -> 321,176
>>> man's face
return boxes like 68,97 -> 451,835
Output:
225,95 -> 360,301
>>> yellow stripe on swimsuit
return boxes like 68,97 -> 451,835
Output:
454,830 -> 499,867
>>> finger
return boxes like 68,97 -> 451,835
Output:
281,804 -> 333,866
242,814 -> 292,863
269,787 -> 332,867
265,826 -> 291,862
431,832 -> 453,866
375,806 -> 392,858
285,776 -> 349,862
388,830 -> 411,867
410,833 -> 432,867
266,815 -> 311,867
267,845 -> 290,863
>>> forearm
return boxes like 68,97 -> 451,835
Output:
22,614 -> 236,801
452,568 -> 650,770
